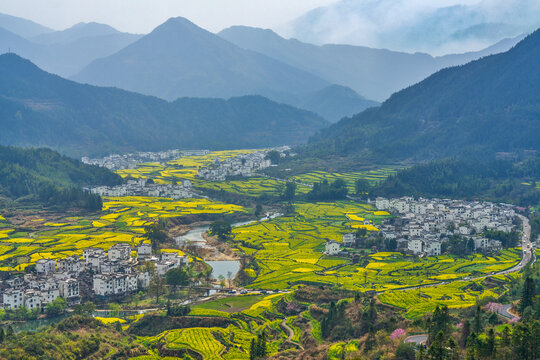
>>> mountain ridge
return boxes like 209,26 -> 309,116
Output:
304,28 -> 540,162
0,53 -> 327,157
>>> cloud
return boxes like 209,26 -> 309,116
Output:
281,0 -> 540,55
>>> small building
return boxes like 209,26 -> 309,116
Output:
325,240 -> 340,256
108,243 -> 131,262
36,259 -> 55,275
137,243 -> 152,259
408,239 -> 424,255
342,233 -> 356,247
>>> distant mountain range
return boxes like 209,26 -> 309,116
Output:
282,0 -> 540,55
305,28 -> 540,162
219,25 -> 524,102
1,12 -> 526,123
0,53 -> 327,157
0,15 -> 141,77
0,12 -> 53,38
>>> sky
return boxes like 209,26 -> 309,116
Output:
0,0 -> 338,34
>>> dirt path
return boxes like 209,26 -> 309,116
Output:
281,318 -> 304,350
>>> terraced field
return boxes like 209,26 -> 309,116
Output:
231,201 -> 520,310
0,197 -> 247,271
135,293 -> 288,360
291,166 -> 404,192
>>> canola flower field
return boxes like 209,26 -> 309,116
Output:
0,149 -> 525,322
0,196 -> 247,271
133,293 -> 288,360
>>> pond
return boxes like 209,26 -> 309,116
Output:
206,260 -> 241,280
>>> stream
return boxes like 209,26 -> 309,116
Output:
174,213 -> 282,279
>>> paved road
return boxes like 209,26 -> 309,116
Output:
405,334 -> 428,345
495,303 -> 516,319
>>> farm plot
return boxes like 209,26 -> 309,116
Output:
292,166 -> 404,192
0,196 -> 247,271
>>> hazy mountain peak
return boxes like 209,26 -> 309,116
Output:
0,12 -> 53,38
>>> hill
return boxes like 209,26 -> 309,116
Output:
304,29 -> 540,163
30,22 -> 129,45
0,53 -> 327,157
219,25 -> 523,102
371,158 -> 540,206
72,17 -> 329,103
0,12 -> 53,38
0,20 -> 141,77
0,145 -> 122,210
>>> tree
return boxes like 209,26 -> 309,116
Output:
355,179 -> 371,198
166,268 -> 190,295
428,331 -> 447,360
209,220 -> 232,240
0,328 -> 4,344
108,303 -> 121,317
282,182 -> 296,202
460,320 -> 471,348
395,342 -> 416,360
520,275 -> 536,314
45,297 -> 67,316
254,204 -> 263,218
148,275 -> 167,304
144,221 -> 167,253
265,150 -> 281,165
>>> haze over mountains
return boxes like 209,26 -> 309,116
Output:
0,12 -> 527,122
0,17 -> 141,77
0,53 -> 326,157
306,29 -> 540,162
219,25 -> 523,102
283,0 -> 540,55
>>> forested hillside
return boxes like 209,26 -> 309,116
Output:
0,146 -> 122,210
371,157 -> 540,206
0,53 -> 326,157
305,28 -> 540,162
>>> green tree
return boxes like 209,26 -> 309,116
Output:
428,331 -> 448,360
45,297 -> 67,316
209,220 -> 232,240
108,303 -> 121,317
395,342 -> 416,360
282,182 -> 296,202
520,275 -> 536,314
148,275 -> 167,304
166,268 -> 190,295
355,178 -> 371,197
265,150 -> 281,165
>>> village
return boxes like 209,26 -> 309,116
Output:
0,242 -> 188,311
197,147 -> 289,181
326,197 -> 519,257
82,149 -> 210,171
90,177 -> 195,198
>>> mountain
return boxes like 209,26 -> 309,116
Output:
305,29 -> 540,162
219,25 -> 523,102
30,22 -> 128,45
0,53 -> 327,157
0,145 -> 122,209
0,21 -> 141,77
282,0 -> 540,55
73,17 -> 330,103
293,85 -> 379,123
0,12 -> 53,38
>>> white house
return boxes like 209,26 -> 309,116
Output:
2,289 -> 24,309
325,240 -> 340,256
408,239 -> 424,254
36,259 -> 55,274
59,278 -> 80,299
137,243 -> 152,259
108,243 -> 131,262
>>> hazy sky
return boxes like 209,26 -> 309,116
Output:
0,0 -> 338,34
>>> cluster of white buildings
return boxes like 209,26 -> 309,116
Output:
375,197 -> 517,256
1,242 -> 188,310
82,149 -> 210,171
197,147 -> 289,181
90,178 -> 194,199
